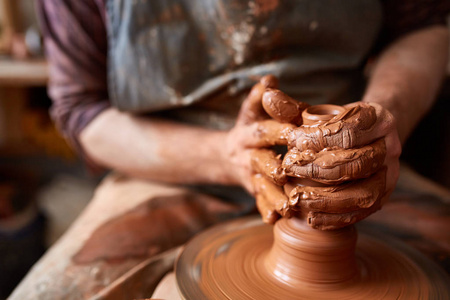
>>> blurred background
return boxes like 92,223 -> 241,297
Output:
0,1 -> 448,299
0,1 -> 99,298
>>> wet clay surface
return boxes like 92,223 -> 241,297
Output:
288,103 -> 378,151
252,87 -> 387,227
174,83 -> 446,299
262,89 -> 309,125
251,149 -> 287,186
176,216 -> 449,299
282,138 -> 386,184
287,170 -> 386,215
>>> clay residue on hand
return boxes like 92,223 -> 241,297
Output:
251,149 -> 287,185
251,120 -> 295,147
283,138 -> 386,183
247,78 -> 387,231
237,81 -> 270,125
251,99 -> 387,230
253,174 -> 291,223
183,80 -> 439,300
307,200 -> 382,230
288,169 -> 386,214
270,103 -> 386,228
289,103 -> 377,151
262,89 -> 309,125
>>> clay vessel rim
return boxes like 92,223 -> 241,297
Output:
302,104 -> 346,122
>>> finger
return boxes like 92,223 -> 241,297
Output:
283,139 -> 386,183
262,89 -> 310,125
307,200 -> 382,230
346,102 -> 401,199
289,168 -> 386,214
237,82 -> 267,125
251,149 -> 287,186
253,174 -> 291,221
253,175 -> 280,224
237,75 -> 279,125
289,103 -> 385,151
260,74 -> 279,89
240,120 -> 296,148
255,193 -> 280,224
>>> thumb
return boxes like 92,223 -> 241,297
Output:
262,89 -> 309,125
237,75 -> 279,125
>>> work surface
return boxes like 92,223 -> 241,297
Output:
364,185 -> 450,273
94,177 -> 450,299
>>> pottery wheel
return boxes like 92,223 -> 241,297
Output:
175,216 -> 450,300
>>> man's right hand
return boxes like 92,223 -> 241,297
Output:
233,78 -> 400,230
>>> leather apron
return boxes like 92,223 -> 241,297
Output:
106,0 -> 382,129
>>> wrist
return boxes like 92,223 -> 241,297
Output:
362,92 -> 407,144
203,130 -> 239,186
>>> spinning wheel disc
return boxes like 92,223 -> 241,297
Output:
175,216 -> 450,300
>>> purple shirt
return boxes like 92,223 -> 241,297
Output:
36,0 -> 108,169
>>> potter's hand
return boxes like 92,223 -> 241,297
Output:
220,76 -> 295,207
284,104 -> 388,183
284,102 -> 401,230
240,86 -> 312,223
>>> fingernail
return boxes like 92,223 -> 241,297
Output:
260,75 -> 279,88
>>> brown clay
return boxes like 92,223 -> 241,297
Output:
174,92 -> 448,299
262,89 -> 309,125
176,216 -> 449,299
237,75 -> 280,125
246,119 -> 295,148
288,103 -> 378,151
251,149 -> 287,185
282,138 -> 386,184
253,174 -> 290,223
287,170 -> 386,215
302,104 -> 345,125
251,102 -> 387,227
279,103 -> 386,230
265,218 -> 359,286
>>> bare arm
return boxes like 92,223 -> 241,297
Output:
80,109 -> 233,185
36,0 -> 287,191
249,26 -> 450,229
362,25 -> 449,144
80,77 -> 292,191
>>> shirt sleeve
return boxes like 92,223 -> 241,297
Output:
36,0 -> 110,170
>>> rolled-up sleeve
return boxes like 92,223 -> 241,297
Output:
36,0 -> 109,169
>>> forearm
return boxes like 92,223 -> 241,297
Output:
80,108 -> 234,185
362,26 -> 449,144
